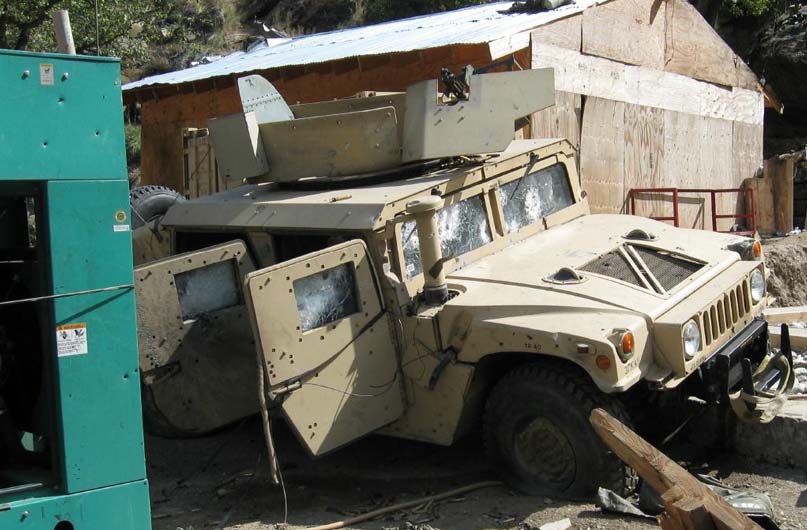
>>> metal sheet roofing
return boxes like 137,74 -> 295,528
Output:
123,1 -> 600,92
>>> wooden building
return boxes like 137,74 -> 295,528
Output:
124,0 -> 774,230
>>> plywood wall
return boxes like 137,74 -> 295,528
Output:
530,2 -> 764,233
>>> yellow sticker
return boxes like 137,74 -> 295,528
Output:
56,323 -> 88,356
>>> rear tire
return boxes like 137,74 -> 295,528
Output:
129,185 -> 184,229
484,363 -> 638,498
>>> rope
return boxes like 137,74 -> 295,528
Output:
0,284 -> 133,307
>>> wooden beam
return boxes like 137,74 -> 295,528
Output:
589,408 -> 763,530
764,156 -> 795,233
532,44 -> 764,125
768,325 -> 807,349
662,486 -> 717,530
763,306 -> 807,325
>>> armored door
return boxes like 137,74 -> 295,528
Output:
244,239 -> 404,455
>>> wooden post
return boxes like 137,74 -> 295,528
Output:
52,10 -> 76,55
764,155 -> 795,233
589,408 -> 763,530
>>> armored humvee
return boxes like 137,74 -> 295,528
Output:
132,68 -> 794,497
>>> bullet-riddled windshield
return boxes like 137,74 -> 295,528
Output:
401,195 -> 492,278
500,163 -> 574,233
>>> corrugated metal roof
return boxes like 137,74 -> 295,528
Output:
123,1 -> 599,91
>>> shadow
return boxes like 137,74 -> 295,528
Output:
147,419 -> 501,530
649,0 -> 664,23
798,489 -> 807,508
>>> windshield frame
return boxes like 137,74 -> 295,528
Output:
390,146 -> 587,296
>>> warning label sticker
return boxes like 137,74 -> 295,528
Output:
56,323 -> 88,357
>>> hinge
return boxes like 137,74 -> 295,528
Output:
273,379 -> 302,397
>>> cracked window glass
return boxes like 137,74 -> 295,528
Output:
500,164 -> 574,233
401,195 -> 492,279
176,260 -> 240,321
294,263 -> 359,331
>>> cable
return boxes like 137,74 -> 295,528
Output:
304,480 -> 503,530
0,284 -> 133,307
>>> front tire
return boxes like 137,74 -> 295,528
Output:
484,363 -> 637,498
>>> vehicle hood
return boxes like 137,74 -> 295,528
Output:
446,214 -> 749,319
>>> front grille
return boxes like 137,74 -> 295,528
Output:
579,251 -> 643,287
632,247 -> 704,291
700,279 -> 751,346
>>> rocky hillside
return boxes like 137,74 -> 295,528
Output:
721,3 -> 807,155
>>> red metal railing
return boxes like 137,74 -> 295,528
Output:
627,187 -> 756,236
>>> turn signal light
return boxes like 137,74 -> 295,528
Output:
753,240 -> 762,258
621,332 -> 634,354
595,355 -> 611,370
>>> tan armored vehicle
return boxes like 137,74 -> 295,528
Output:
132,68 -> 794,497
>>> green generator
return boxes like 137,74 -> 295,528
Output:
0,50 -> 151,529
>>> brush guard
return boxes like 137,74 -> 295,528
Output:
698,319 -> 794,423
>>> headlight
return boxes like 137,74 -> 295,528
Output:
683,319 -> 701,359
750,269 -> 765,303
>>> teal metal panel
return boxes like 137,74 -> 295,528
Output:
45,179 -> 146,493
0,479 -> 151,530
0,50 -> 126,181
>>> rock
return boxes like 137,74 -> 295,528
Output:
735,400 -> 807,467
539,518 -> 572,530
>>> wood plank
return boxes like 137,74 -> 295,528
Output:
589,408 -> 763,530
580,97 -> 625,214
661,111 -> 704,228
582,0 -> 666,70
768,325 -> 807,349
664,0 -> 739,87
732,122 -> 763,190
699,117 -> 735,231
530,14 -> 582,51
530,90 -> 582,150
624,103 -> 665,217
763,306 -> 807,325
532,44 -> 764,125
766,156 -> 795,232
744,176 -> 775,235
662,487 -> 716,530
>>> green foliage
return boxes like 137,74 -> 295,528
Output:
722,0 -> 772,17
124,124 -> 141,167
0,0 -> 225,70
365,0 -> 486,24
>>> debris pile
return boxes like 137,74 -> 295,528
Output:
792,342 -> 807,395
763,232 -> 807,306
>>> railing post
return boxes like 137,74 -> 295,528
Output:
673,189 -> 679,227
710,192 -> 718,232
749,188 -> 757,234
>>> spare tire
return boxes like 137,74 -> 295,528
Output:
129,185 -> 184,229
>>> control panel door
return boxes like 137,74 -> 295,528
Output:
245,239 -> 404,455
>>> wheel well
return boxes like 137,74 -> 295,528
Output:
459,353 -> 596,435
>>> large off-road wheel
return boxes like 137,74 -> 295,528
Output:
129,185 -> 184,229
484,363 -> 638,498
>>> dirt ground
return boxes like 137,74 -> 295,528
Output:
147,417 -> 807,530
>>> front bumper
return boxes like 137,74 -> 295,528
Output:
693,318 -> 793,403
